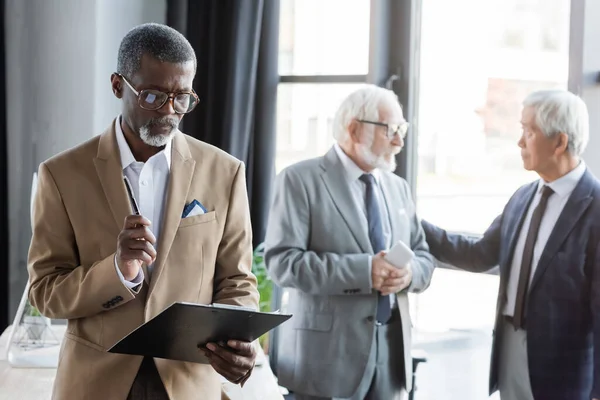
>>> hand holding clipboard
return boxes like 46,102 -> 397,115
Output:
108,302 -> 292,366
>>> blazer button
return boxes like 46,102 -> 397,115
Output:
366,316 -> 374,322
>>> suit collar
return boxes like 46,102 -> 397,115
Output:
536,160 -> 586,199
529,168 -> 595,292
332,143 -> 382,183
95,122 -> 132,232
95,120 -> 191,230
321,147 -> 373,253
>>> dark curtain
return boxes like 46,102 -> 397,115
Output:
0,0 -> 8,331
167,0 -> 280,248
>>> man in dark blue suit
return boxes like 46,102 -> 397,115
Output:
422,89 -> 600,400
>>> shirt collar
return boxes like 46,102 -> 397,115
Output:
537,160 -> 586,198
114,116 -> 172,171
333,143 -> 381,183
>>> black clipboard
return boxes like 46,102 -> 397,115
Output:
107,302 -> 292,364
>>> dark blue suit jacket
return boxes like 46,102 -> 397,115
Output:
422,169 -> 600,400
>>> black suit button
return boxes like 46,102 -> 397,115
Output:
102,303 -> 110,309
366,316 -> 374,322
116,296 -> 123,301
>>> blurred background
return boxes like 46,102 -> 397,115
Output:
0,0 -> 599,399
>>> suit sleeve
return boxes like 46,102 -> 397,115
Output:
28,162 -> 136,320
264,168 -> 371,296
211,162 -> 260,310
421,214 -> 502,273
401,181 -> 435,293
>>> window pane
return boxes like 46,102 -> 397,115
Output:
412,0 -> 570,399
275,84 -> 364,173
278,0 -> 370,76
416,0 -> 570,233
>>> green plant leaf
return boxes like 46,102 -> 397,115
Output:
251,242 -> 272,314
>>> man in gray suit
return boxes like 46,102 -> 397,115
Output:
264,85 -> 435,400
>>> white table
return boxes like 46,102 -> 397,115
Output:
0,326 -> 283,400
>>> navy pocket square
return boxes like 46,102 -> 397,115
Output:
182,199 -> 207,218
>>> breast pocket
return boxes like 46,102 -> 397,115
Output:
179,211 -> 217,228
394,207 -> 412,242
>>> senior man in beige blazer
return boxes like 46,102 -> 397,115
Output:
27,23 -> 259,400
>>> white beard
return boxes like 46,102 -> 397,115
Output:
357,144 -> 397,172
139,125 -> 175,147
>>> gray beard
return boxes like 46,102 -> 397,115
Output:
138,117 -> 179,147
139,126 -> 175,147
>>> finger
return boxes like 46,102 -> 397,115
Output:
382,278 -> 403,288
125,239 -> 157,259
390,268 -> 408,278
377,270 -> 389,279
204,344 -> 249,379
381,282 -> 403,295
382,279 -> 410,295
207,354 -> 245,383
124,226 -> 157,244
372,277 -> 383,290
226,340 -> 255,356
123,215 -> 152,229
120,249 -> 154,265
205,343 -> 253,369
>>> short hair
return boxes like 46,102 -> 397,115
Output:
523,89 -> 589,156
117,23 -> 196,79
332,84 -> 402,142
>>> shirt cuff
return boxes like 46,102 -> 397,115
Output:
114,256 -> 144,290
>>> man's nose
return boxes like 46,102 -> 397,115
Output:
392,134 -> 404,147
158,96 -> 177,115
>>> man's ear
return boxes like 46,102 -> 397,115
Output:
348,119 -> 360,142
110,73 -> 122,99
556,132 -> 569,154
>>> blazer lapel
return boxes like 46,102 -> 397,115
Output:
529,170 -> 594,292
501,183 -> 537,277
321,148 -> 373,253
147,132 -> 196,298
378,173 -> 403,244
94,122 -> 132,235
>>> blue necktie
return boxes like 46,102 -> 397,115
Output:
360,173 -> 392,324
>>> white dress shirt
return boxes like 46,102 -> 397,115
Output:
114,117 -> 172,289
333,144 -> 395,306
503,161 -> 586,316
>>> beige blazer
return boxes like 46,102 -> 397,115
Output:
27,121 -> 259,400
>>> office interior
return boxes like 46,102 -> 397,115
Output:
0,0 -> 599,399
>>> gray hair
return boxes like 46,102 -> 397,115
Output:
523,89 -> 589,156
117,23 -> 196,78
332,84 -> 402,142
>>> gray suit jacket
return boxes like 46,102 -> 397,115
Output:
264,147 -> 435,398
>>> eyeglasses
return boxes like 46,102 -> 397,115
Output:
357,119 -> 409,139
116,73 -> 199,114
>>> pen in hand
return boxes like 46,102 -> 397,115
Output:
116,176 -> 157,280
123,176 -> 141,215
